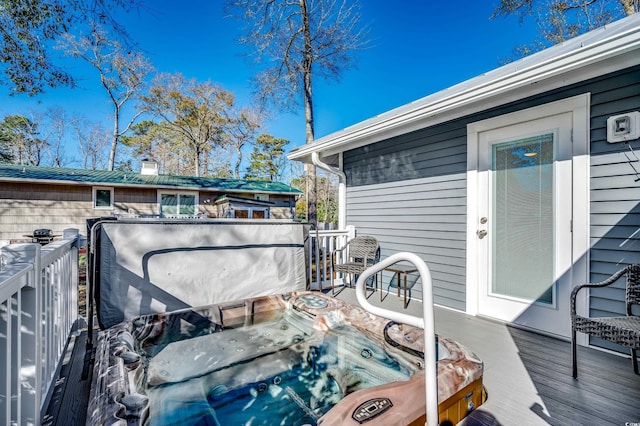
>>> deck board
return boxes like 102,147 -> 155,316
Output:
435,306 -> 640,426
338,289 -> 640,426
42,330 -> 92,426
47,289 -> 640,425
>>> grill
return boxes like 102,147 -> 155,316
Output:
30,229 -> 56,245
33,229 -> 53,238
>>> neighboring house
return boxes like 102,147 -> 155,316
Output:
213,195 -> 275,219
0,162 -> 301,243
289,14 -> 640,354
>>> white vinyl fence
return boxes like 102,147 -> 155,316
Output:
307,225 -> 355,290
0,229 -> 82,426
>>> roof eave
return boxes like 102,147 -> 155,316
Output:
0,176 -> 300,195
288,17 -> 640,162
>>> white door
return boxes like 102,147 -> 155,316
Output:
473,111 -> 576,338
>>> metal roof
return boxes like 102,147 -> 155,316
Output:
0,163 -> 302,195
214,195 -> 275,206
289,13 -> 640,161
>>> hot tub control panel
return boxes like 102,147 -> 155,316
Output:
351,398 -> 393,423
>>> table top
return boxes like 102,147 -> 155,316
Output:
384,263 -> 418,274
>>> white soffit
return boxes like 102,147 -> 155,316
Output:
288,13 -> 640,161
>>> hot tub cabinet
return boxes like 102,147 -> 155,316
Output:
87,292 -> 483,425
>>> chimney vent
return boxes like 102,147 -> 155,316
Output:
141,160 -> 159,176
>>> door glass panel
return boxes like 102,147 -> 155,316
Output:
492,134 -> 554,304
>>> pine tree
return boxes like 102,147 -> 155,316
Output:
245,134 -> 288,181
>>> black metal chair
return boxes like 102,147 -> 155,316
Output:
570,263 -> 640,378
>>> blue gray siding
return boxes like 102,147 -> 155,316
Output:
587,66 -> 640,351
343,65 -> 640,330
344,121 -> 467,309
346,174 -> 467,310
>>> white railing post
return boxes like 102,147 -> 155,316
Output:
63,229 -> 80,326
307,227 -> 355,291
0,230 -> 80,425
23,244 -> 41,426
1,243 -> 41,425
0,262 -> 14,426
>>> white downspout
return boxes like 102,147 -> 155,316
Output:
311,152 -> 346,229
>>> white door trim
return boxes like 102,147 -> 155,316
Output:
466,93 -> 590,340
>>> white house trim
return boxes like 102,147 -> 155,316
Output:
466,93 -> 590,341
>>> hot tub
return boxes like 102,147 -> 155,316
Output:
87,292 -> 483,425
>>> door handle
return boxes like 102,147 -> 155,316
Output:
477,230 -> 488,239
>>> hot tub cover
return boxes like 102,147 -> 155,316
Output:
92,220 -> 308,329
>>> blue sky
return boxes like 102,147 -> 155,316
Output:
0,1 -> 538,171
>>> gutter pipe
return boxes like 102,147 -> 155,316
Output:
311,152 -> 346,229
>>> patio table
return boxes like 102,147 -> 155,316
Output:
382,263 -> 418,308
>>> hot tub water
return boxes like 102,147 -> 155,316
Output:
88,292 -> 483,426
141,297 -> 418,425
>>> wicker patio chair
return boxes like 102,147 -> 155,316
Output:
570,263 -> 640,378
330,236 -> 379,294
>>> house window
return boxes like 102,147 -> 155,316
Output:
158,191 -> 198,217
93,187 -> 114,209
234,208 -> 268,219
235,209 -> 249,219
255,194 -> 269,202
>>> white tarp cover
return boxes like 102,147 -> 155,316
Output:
95,220 -> 307,329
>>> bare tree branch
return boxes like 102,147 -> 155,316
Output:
228,0 -> 368,225
59,26 -> 154,170
492,0 -> 637,59
0,0 -> 143,95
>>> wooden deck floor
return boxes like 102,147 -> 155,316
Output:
337,289 -> 640,426
42,329 -> 92,426
48,289 -> 640,425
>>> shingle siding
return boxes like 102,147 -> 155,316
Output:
343,65 -> 640,324
0,182 -> 298,242
0,183 -> 156,241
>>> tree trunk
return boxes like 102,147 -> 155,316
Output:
235,147 -> 242,179
301,0 -> 317,227
108,105 -> 119,171
620,0 -> 637,15
195,145 -> 201,177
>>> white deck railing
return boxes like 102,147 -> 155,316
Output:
0,229 -> 82,426
307,225 -> 355,290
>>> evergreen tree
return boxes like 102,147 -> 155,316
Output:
0,115 -> 47,165
245,134 -> 288,181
